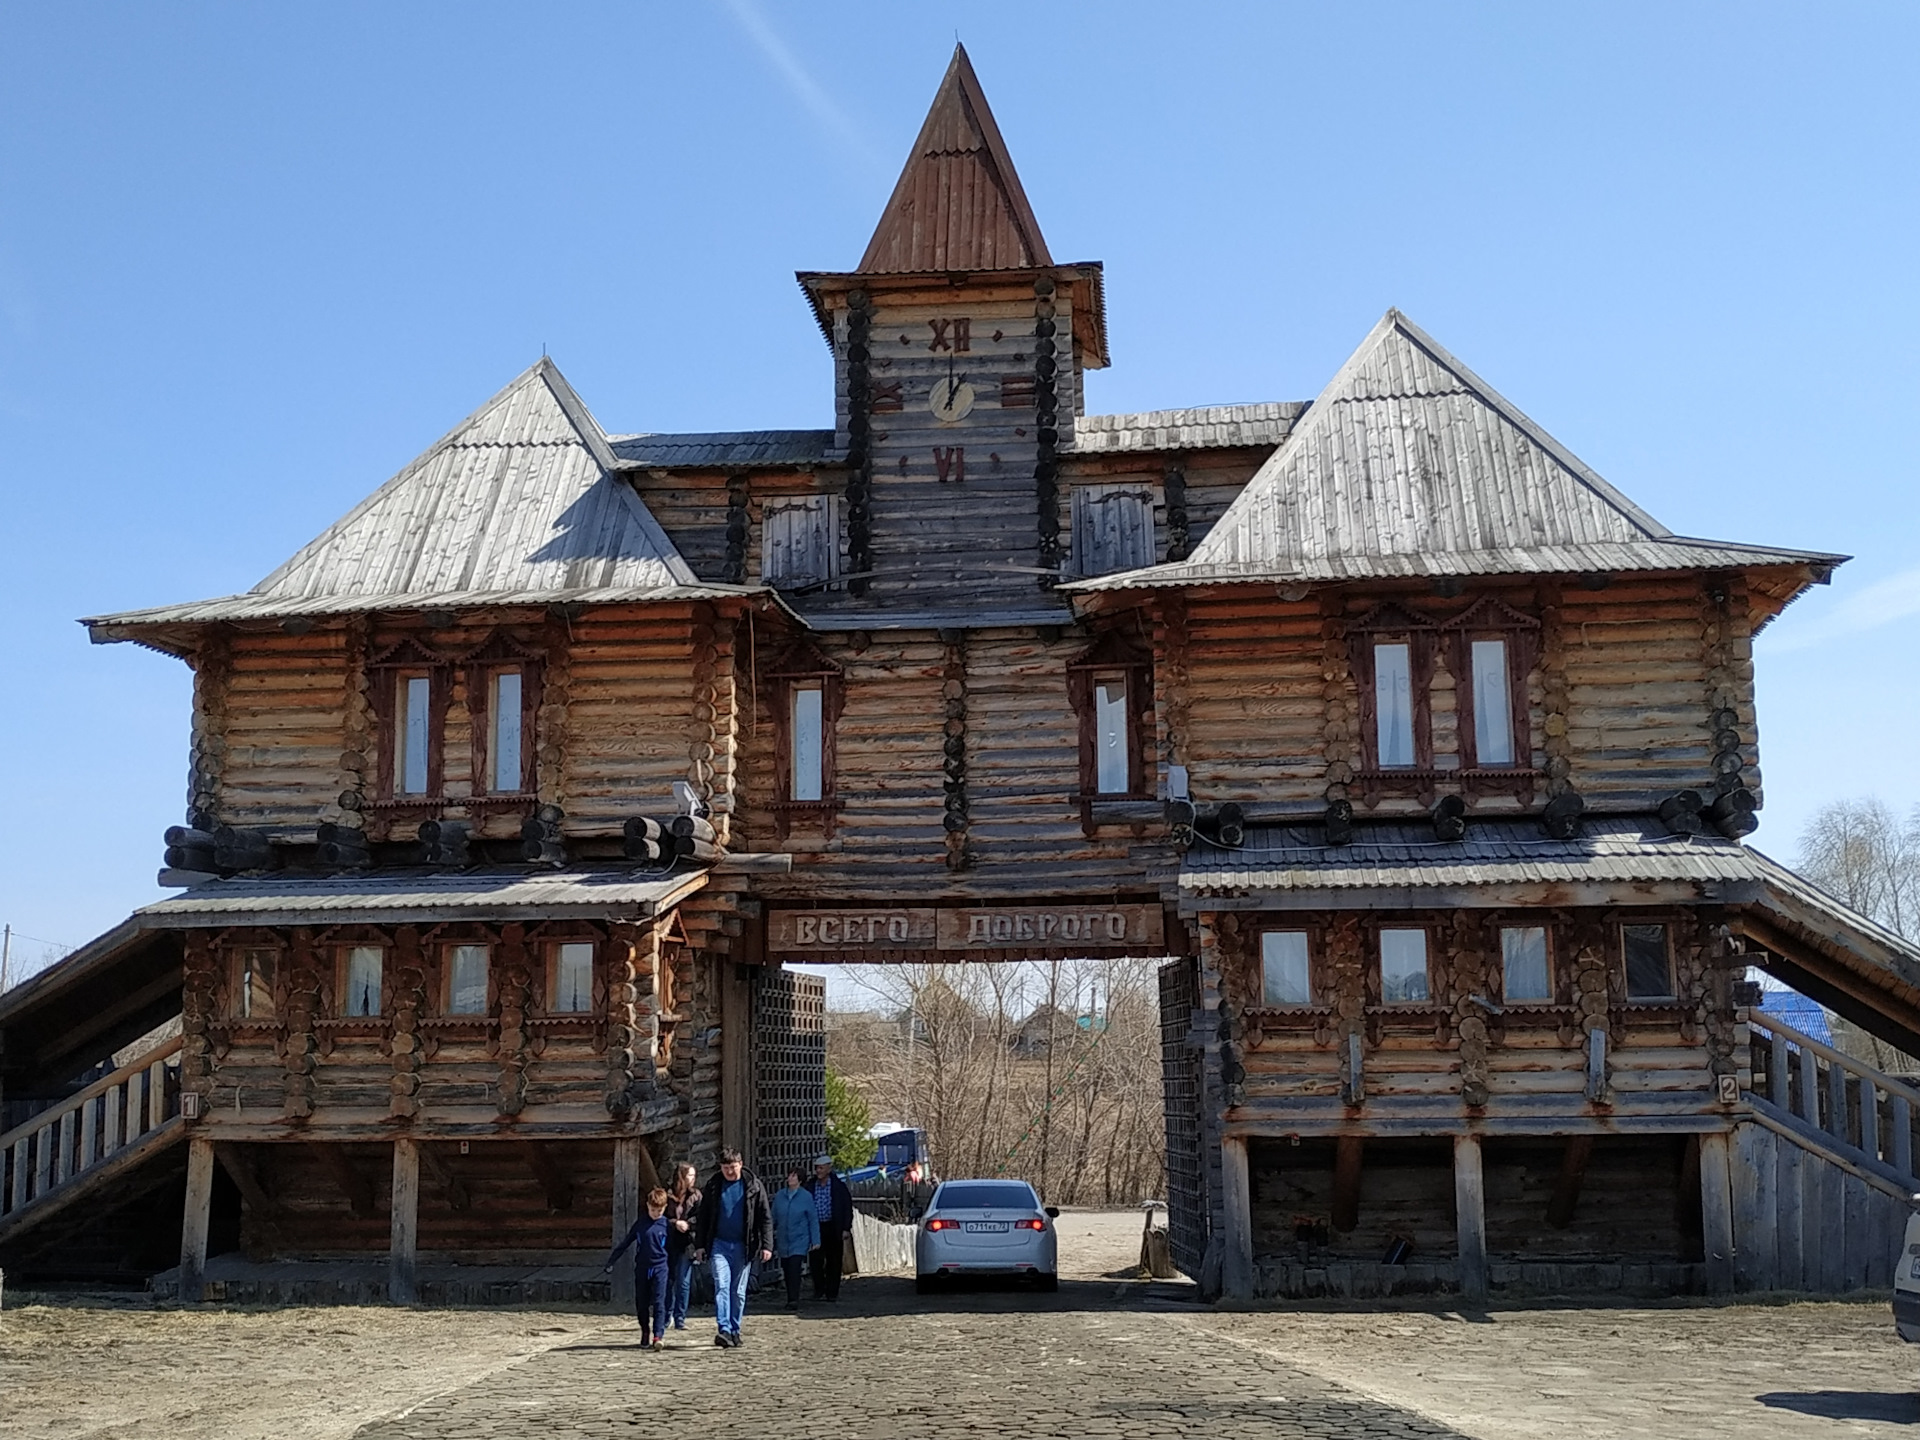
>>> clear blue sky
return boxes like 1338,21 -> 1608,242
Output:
2,3 -> 1915,975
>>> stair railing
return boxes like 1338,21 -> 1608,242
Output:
0,1034 -> 183,1220
1748,1011 -> 1919,1183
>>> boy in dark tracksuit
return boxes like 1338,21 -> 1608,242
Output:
604,1186 -> 673,1348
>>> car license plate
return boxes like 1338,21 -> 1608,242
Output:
965,1221 -> 1010,1233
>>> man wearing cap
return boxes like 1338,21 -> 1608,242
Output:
804,1153 -> 855,1302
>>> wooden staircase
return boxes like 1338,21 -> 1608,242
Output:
0,1034 -> 184,1246
1733,1012 -> 1918,1291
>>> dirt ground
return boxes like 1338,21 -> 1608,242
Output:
3,1212 -> 1915,1440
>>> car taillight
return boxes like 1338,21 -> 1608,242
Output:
1016,1218 -> 1046,1230
927,1217 -> 960,1231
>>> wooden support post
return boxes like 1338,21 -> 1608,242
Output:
390,1138 -> 419,1306
1545,1134 -> 1595,1229
1771,1027 -> 1790,1108
1864,1081 -> 1883,1165
1330,1137 -> 1364,1233
179,1135 -> 215,1303
1829,1063 -> 1851,1144
1730,1122 -> 1775,1291
1893,1094 -> 1914,1179
1795,1043 -> 1819,1126
612,1137 -> 642,1310
1220,1135 -> 1255,1300
1699,1131 -> 1736,1294
721,963 -> 753,1160
1453,1134 -> 1487,1301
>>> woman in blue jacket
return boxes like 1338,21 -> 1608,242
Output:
770,1166 -> 821,1308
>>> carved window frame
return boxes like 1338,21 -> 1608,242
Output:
1067,633 -> 1155,829
335,942 -> 388,1020
1346,604 -> 1438,801
460,630 -> 545,810
368,635 -> 452,809
1441,597 -> 1541,801
766,640 -> 845,839
228,942 -> 282,1023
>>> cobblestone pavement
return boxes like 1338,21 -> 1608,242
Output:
353,1278 -> 1467,1440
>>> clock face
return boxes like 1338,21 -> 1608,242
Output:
928,376 -> 976,423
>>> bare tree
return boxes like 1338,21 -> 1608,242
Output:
1798,798 -> 1920,938
829,959 -> 1165,1207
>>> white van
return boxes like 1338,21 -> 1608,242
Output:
1896,1204 -> 1920,1341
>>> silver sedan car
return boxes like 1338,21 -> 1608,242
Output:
915,1179 -> 1059,1292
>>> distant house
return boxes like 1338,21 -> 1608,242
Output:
1009,1005 -> 1107,1058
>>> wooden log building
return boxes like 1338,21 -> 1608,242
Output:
5,46 -> 1920,1303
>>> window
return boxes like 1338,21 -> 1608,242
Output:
447,944 -> 490,1015
1500,926 -> 1550,1002
1470,640 -> 1514,766
1260,931 -> 1312,1006
1373,643 -> 1416,768
790,682 -> 824,802
1070,485 -> 1156,577
1068,635 -> 1151,818
1622,924 -> 1673,999
1093,673 -> 1131,794
397,675 -> 432,795
489,670 -> 524,793
761,496 -> 843,588
344,946 -> 384,1017
1379,929 -> 1430,1004
236,948 -> 277,1019
552,942 -> 594,1013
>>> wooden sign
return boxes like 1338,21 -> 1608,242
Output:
767,904 -> 1162,955
937,904 -> 1163,951
769,909 -> 938,952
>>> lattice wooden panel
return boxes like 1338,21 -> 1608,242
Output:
1159,956 -> 1209,1279
751,967 -> 827,1185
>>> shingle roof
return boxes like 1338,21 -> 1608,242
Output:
1067,403 -> 1306,455
87,361 -> 724,634
1179,817 -> 1765,898
1071,311 -> 1846,590
609,430 -> 834,469
858,45 -> 1052,275
138,868 -> 706,926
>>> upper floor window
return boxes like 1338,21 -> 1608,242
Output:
1373,641 -> 1417,768
1379,928 -> 1430,1004
343,945 -> 384,1017
1068,634 -> 1153,814
1092,673 -> 1132,794
1500,925 -> 1551,1002
767,641 -> 843,838
1348,598 -> 1539,792
370,636 -> 449,801
463,632 -> 542,798
1070,484 -> 1156,577
397,674 -> 434,794
551,941 -> 594,1013
234,947 -> 277,1019
1260,931 -> 1313,1006
762,495 -> 843,589
446,943 -> 490,1015
1622,923 -> 1673,1000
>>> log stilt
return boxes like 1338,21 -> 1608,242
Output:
1454,1134 -> 1487,1301
1221,1135 -> 1255,1300
612,1137 -> 643,1310
179,1136 -> 215,1303
390,1138 -> 420,1305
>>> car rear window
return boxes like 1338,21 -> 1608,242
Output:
935,1182 -> 1037,1210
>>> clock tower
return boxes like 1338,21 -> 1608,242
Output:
798,45 -> 1109,615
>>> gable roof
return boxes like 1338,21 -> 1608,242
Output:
858,45 -> 1053,274
87,361 -> 742,636
1071,310 -> 1846,590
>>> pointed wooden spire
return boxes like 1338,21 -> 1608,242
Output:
858,45 -> 1053,274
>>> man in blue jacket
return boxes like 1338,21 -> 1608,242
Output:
690,1148 -> 773,1348
805,1154 -> 855,1301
